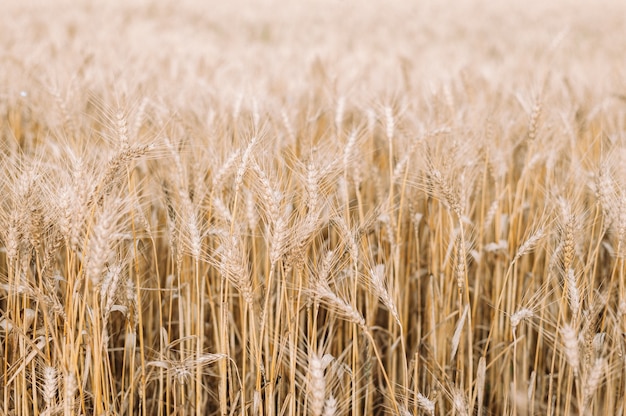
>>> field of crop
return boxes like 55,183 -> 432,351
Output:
2,0 -> 626,414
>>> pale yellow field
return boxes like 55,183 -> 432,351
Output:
2,1 -> 626,415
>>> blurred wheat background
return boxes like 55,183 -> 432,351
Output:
2,0 -> 626,415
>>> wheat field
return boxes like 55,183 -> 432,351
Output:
2,0 -> 626,415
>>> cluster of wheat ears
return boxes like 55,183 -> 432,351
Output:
2,0 -> 626,415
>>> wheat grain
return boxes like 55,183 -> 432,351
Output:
335,96 -> 345,133
561,323 -> 580,376
42,365 -> 58,409
308,353 -> 332,416
450,304 -> 469,362
322,394 -> 337,416
513,227 -> 545,263
384,106 -> 394,142
63,372 -> 76,416
476,356 -> 486,416
565,268 -> 580,316
510,308 -> 534,331
368,264 -> 400,326
583,357 -> 606,407
2,2 -> 626,415
416,392 -> 435,416
235,136 -> 258,194
451,388 -> 469,416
